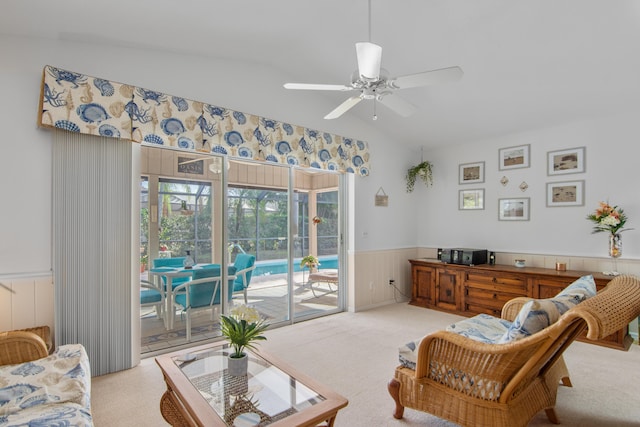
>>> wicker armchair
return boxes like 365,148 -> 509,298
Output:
388,275 -> 640,427
0,326 -> 51,366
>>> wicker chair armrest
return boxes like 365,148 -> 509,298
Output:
501,297 -> 533,321
566,275 -> 640,340
0,330 -> 49,366
414,330 -> 545,398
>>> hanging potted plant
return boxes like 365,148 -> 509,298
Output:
405,161 -> 433,193
180,200 -> 193,216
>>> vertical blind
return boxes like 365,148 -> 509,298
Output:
53,131 -> 136,375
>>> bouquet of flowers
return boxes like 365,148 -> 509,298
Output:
220,305 -> 269,358
586,201 -> 630,235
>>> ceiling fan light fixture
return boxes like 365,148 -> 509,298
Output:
356,42 -> 382,79
208,157 -> 229,174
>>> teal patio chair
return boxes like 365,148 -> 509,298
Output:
173,265 -> 237,341
232,254 -> 256,303
140,279 -> 164,319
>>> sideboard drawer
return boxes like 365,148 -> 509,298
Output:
464,271 -> 528,293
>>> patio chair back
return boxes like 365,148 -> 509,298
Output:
232,254 -> 256,303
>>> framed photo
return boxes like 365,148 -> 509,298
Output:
459,189 -> 484,210
499,144 -> 530,170
547,147 -> 585,176
546,180 -> 585,207
498,198 -> 530,221
459,161 -> 485,184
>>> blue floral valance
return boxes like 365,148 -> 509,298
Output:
38,65 -> 370,176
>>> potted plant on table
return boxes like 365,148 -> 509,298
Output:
220,305 -> 269,376
300,254 -> 320,273
140,254 -> 148,273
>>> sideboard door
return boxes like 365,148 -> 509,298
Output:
410,265 -> 436,308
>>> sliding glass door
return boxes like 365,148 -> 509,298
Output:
140,147 -> 344,354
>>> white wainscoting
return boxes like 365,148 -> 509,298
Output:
0,272 -> 54,333
352,248 -> 420,311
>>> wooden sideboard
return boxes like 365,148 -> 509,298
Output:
409,258 -> 632,350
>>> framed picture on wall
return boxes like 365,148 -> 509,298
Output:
547,147 -> 585,175
498,144 -> 530,170
459,189 -> 485,210
459,161 -> 485,184
498,198 -> 530,221
546,180 -> 585,207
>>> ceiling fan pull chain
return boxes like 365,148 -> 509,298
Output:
373,97 -> 378,120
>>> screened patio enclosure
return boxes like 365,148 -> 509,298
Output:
139,146 -> 344,354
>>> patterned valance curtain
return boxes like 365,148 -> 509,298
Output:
38,65 -> 370,176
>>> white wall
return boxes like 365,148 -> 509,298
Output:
417,111 -> 640,259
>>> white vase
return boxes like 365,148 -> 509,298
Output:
227,353 -> 248,376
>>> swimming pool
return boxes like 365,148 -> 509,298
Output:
253,255 -> 338,276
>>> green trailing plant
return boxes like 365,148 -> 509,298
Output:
405,161 -> 433,193
220,305 -> 269,358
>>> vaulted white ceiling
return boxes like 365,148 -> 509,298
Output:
3,0 -> 640,149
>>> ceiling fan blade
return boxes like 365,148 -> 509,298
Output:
324,96 -> 363,119
389,66 -> 463,89
283,83 -> 353,91
378,93 -> 417,117
178,157 -> 207,166
355,42 -> 382,80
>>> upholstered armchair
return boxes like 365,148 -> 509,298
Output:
388,275 -> 640,427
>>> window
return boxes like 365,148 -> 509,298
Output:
157,178 -> 212,264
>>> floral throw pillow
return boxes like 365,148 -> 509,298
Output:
499,275 -> 597,343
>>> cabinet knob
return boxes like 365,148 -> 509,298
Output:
493,293 -> 497,299
492,277 -> 497,283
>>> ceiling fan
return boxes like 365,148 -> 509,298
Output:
283,1 -> 463,120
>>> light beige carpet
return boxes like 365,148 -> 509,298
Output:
91,303 -> 640,426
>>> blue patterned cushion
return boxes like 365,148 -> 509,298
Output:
0,344 -> 92,426
399,314 -> 513,368
399,338 -> 422,369
446,313 -> 512,343
499,275 -> 597,343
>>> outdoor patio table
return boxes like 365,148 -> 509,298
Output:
148,267 -> 196,330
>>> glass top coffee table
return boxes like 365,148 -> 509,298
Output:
156,343 -> 348,426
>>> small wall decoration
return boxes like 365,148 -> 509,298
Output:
459,189 -> 484,210
499,144 -> 530,170
459,161 -> 485,184
499,198 -> 530,221
547,147 -> 585,176
375,187 -> 388,207
519,181 -> 528,192
546,180 -> 585,207
177,157 -> 204,175
500,176 -> 509,186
